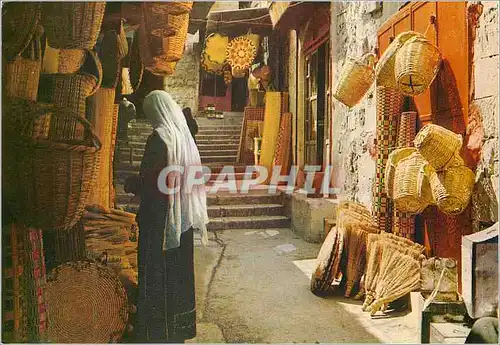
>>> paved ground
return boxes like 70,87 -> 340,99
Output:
86,226 -> 418,343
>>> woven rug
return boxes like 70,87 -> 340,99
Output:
2,223 -> 47,343
372,86 -> 403,233
261,92 -> 286,175
237,107 -> 265,164
393,111 -> 418,240
272,112 -> 292,176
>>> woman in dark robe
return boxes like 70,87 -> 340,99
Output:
135,91 -> 209,343
182,107 -> 198,143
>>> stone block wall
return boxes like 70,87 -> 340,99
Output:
469,1 -> 499,231
330,2 -> 403,209
163,33 -> 201,114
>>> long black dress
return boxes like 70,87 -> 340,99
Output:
135,131 -> 196,343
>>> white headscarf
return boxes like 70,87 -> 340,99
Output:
143,90 -> 209,251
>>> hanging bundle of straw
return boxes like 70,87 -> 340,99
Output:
360,234 -> 383,310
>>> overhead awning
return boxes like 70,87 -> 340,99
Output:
205,7 -> 273,36
188,1 -> 215,34
268,1 -> 323,32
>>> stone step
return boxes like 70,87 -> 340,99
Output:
197,143 -> 239,151
196,134 -> 240,141
115,192 -> 138,205
199,149 -> 238,157
196,139 -> 240,146
205,172 -> 256,181
197,129 -> 241,136
207,204 -> 283,218
127,141 -> 148,149
201,155 -> 238,163
207,215 -> 290,231
207,192 -> 282,206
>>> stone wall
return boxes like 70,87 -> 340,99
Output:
163,33 -> 201,114
469,1 -> 499,231
330,2 -> 403,208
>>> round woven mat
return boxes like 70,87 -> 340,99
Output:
46,260 -> 128,343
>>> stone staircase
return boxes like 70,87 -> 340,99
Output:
114,113 -> 290,231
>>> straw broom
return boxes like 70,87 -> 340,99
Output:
361,234 -> 383,310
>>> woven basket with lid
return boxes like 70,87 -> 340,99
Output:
414,124 -> 463,171
395,35 -> 442,96
393,152 -> 434,214
333,53 -> 376,108
429,161 -> 475,215
375,31 -> 424,88
42,2 -> 106,49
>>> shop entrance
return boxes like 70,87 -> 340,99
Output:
231,76 -> 248,112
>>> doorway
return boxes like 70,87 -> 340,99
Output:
231,77 -> 248,112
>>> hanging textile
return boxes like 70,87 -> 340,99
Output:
272,112 -> 293,176
237,107 -> 265,164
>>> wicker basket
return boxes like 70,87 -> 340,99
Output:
375,31 -> 423,88
5,44 -> 41,101
2,2 -> 40,61
164,13 -> 190,62
333,53 -> 376,108
395,35 -> 442,96
429,164 -> 475,215
3,109 -> 101,231
41,2 -> 106,49
128,31 -> 144,92
46,260 -> 128,343
141,3 -> 179,39
385,147 -> 418,198
99,23 -> 129,88
393,152 -> 434,214
147,59 -> 177,76
414,124 -> 463,171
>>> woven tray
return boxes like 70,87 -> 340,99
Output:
46,260 -> 128,343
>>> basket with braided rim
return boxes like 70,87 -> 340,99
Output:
414,124 -> 463,171
428,161 -> 475,215
141,3 -> 182,39
395,35 -> 442,96
375,31 -> 424,88
46,260 -> 128,343
164,13 -> 190,62
333,53 -> 376,108
99,21 -> 129,88
3,105 -> 101,231
2,2 -> 40,62
41,2 -> 105,49
385,148 -> 418,199
393,152 -> 434,214
226,36 -> 257,71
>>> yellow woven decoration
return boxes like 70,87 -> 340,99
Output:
226,36 -> 257,70
201,53 -> 223,75
204,33 -> 229,65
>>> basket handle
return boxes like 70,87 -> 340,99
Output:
27,102 -> 102,150
361,53 -> 377,68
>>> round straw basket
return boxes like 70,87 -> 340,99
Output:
99,31 -> 126,88
429,163 -> 475,215
414,124 -> 463,171
2,2 -> 40,61
166,2 -> 193,15
385,147 -> 418,198
147,60 -> 177,76
395,36 -> 442,96
58,49 -> 87,74
375,31 -> 423,89
128,31 -> 144,92
393,152 -> 434,214
164,13 -> 190,62
333,53 -> 376,108
46,260 -> 128,343
3,106 -> 101,231
41,2 -> 106,49
141,3 -> 178,39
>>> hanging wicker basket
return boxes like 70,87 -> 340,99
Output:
385,147 -> 418,198
375,31 -> 424,89
41,2 -> 106,49
5,35 -> 42,101
99,21 -> 129,88
2,2 -> 40,62
46,260 -> 128,343
226,36 -> 257,71
163,13 -> 190,62
395,35 -> 442,96
429,164 -> 475,215
393,152 -> 434,214
129,30 -> 144,91
333,53 -> 376,108
147,59 -> 177,76
141,3 -> 179,39
204,33 -> 229,65
414,124 -> 463,171
3,105 -> 101,231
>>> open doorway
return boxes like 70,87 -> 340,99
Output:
231,77 -> 248,112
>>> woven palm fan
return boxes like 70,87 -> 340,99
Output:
361,234 -> 383,310
367,243 -> 424,315
226,36 -> 257,72
46,260 -> 128,343
204,32 -> 229,65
